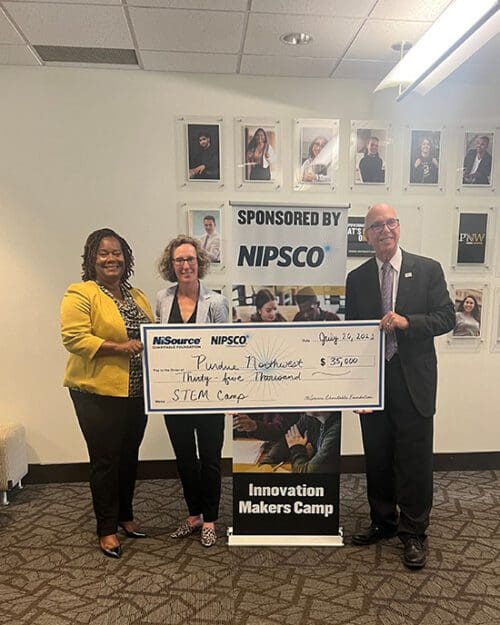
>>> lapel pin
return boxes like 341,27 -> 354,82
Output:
404,272 -> 412,278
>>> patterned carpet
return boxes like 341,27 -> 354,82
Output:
0,471 -> 498,625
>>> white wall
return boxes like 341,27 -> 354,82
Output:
0,66 -> 498,464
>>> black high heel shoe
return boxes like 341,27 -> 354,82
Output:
118,522 -> 147,538
100,544 -> 122,559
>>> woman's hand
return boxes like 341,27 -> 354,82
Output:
233,414 -> 257,432
97,339 -> 144,357
120,340 -> 144,357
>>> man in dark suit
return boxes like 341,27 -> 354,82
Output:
345,203 -> 455,569
462,135 -> 492,185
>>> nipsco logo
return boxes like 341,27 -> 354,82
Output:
211,335 -> 248,346
152,336 -> 201,346
237,245 -> 325,268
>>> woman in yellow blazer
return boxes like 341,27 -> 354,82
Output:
61,228 -> 154,558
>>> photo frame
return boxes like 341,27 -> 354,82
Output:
458,129 -> 495,191
293,118 -> 339,191
347,216 -> 374,258
182,202 -> 226,272
404,126 -> 444,192
448,283 -> 488,346
491,288 -> 500,353
451,206 -> 495,271
350,120 -> 391,191
176,116 -> 224,190
235,118 -> 282,191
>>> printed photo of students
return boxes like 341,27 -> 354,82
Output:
355,128 -> 387,184
260,412 -> 341,474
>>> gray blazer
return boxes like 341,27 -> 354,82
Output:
156,281 -> 229,324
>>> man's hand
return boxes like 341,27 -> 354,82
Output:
233,414 -> 257,433
285,424 -> 307,448
380,311 -> 409,333
189,165 -> 206,178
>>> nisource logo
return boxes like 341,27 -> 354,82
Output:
152,336 -> 201,346
211,335 -> 248,346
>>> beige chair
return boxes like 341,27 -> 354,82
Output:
0,423 -> 28,505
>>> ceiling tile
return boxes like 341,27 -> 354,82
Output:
0,9 -> 24,44
245,13 -> 362,57
127,0 -> 247,9
141,50 -> 237,72
3,3 -> 133,47
346,19 -> 431,61
370,0 -> 451,21
241,54 -> 335,77
0,43 -> 39,65
251,0 -> 376,18
129,7 -> 245,52
332,58 -> 396,80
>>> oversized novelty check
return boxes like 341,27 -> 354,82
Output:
141,321 -> 384,414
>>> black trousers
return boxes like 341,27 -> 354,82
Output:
360,356 -> 434,537
69,390 -> 147,537
164,413 -> 224,523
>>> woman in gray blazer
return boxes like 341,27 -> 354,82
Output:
157,235 -> 229,547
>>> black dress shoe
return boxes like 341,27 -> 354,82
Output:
118,523 -> 147,538
402,536 -> 426,569
100,544 -> 122,559
352,525 -> 397,546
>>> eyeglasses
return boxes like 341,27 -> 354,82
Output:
366,218 -> 399,233
173,256 -> 197,266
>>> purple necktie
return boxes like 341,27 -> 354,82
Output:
381,262 -> 397,361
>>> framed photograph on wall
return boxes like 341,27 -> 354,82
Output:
347,216 -> 375,258
408,129 -> 441,186
449,283 -> 488,343
350,121 -> 391,189
491,288 -> 500,352
452,207 -> 495,270
176,116 -> 224,190
293,118 -> 339,191
460,130 -> 494,188
235,118 -> 282,191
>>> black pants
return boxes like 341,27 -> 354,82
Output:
360,356 -> 434,537
70,390 -> 147,537
164,413 -> 224,523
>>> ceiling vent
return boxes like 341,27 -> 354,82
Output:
34,46 -> 138,65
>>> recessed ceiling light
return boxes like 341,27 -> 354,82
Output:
280,32 -> 313,46
391,41 -> 413,54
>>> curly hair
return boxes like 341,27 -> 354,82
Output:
457,295 -> 481,322
158,234 -> 210,283
81,228 -> 134,287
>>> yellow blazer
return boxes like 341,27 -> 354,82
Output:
61,281 -> 154,397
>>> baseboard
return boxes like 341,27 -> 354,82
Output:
23,452 -> 500,485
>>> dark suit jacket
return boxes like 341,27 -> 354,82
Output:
345,250 -> 455,418
462,149 -> 492,185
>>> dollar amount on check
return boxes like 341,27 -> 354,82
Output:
141,321 -> 384,414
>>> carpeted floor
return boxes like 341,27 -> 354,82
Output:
0,471 -> 498,625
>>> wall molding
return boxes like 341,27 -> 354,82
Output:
24,452 -> 500,485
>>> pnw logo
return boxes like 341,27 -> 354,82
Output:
459,232 -> 486,245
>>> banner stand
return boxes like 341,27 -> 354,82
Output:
227,528 -> 344,547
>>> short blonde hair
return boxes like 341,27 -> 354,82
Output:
158,234 -> 210,282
